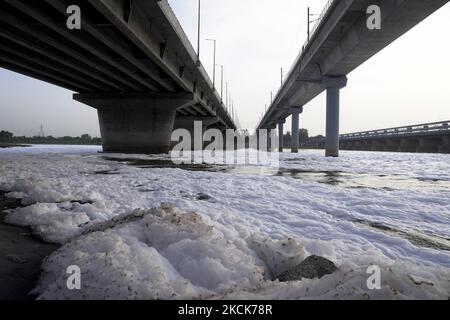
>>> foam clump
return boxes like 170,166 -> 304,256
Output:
33,205 -> 266,300
32,204 -> 450,300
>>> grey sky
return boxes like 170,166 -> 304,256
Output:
0,0 -> 449,137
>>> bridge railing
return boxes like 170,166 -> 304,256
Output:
341,121 -> 450,140
308,0 -> 337,47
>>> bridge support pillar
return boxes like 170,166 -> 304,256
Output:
74,93 -> 195,154
290,107 -> 303,153
173,116 -> 219,150
417,138 -> 441,153
385,139 -> 401,152
371,139 -> 386,152
266,126 -> 274,152
322,76 -> 347,157
440,136 -> 450,154
278,120 -> 285,153
399,139 -> 419,153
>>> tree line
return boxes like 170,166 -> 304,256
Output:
0,130 -> 101,145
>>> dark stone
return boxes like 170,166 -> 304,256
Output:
0,193 -> 22,211
276,255 -> 338,282
197,193 -> 213,201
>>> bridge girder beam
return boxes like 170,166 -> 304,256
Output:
45,0 -> 177,92
4,0 -> 152,92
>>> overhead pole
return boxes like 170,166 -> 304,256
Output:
307,7 -> 310,41
281,68 -> 283,86
196,0 -> 201,65
206,39 -> 216,88
217,64 -> 224,102
226,82 -> 229,111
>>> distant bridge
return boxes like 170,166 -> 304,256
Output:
257,0 -> 449,157
0,0 -> 236,153
305,121 -> 450,154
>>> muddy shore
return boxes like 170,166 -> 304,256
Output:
0,192 -> 59,300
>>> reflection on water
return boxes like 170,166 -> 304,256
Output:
102,157 -> 450,192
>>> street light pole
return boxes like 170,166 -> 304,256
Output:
281,68 -> 283,86
307,7 -> 310,41
197,0 -> 201,65
226,82 -> 229,111
307,7 -> 320,42
217,64 -> 224,102
206,39 -> 216,88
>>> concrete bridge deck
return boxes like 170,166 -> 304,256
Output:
0,0 -> 236,153
257,0 -> 449,157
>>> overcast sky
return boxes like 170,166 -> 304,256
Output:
0,0 -> 449,137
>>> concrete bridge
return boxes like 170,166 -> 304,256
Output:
305,121 -> 450,154
340,121 -> 450,153
257,0 -> 449,157
0,0 -> 236,153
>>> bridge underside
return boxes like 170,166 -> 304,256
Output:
258,0 -> 449,157
0,0 -> 234,153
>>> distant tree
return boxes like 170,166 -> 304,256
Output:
299,129 -> 309,143
309,135 -> 325,141
80,134 -> 92,141
0,130 -> 13,141
283,129 -> 309,146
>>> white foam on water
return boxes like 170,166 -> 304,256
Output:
1,145 -> 449,299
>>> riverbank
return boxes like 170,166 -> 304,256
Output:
0,143 -> 31,149
0,191 -> 59,300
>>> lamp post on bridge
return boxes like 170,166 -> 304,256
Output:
216,64 -> 223,102
307,7 -> 320,41
226,82 -> 229,112
281,67 -> 288,86
206,38 -> 216,88
196,0 -> 201,66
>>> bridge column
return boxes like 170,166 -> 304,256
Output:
267,126 -> 273,152
371,139 -> 386,152
74,93 -> 195,154
399,138 -> 419,153
290,107 -> 303,153
417,138 -> 441,153
322,76 -> 348,157
278,119 -> 286,153
173,116 -> 219,150
440,136 -> 450,154
385,139 -> 401,152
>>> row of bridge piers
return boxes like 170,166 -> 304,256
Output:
266,76 -> 348,157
